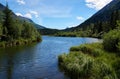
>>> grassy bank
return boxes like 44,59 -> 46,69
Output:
58,43 -> 120,79
0,37 -> 41,48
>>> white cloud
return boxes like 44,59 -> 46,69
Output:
85,0 -> 112,10
15,13 -> 23,16
76,16 -> 84,20
17,0 -> 25,5
30,10 -> 39,18
24,13 -> 32,19
15,10 -> 39,19
16,12 -> 32,19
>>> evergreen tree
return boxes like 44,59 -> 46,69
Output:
110,10 -> 120,29
3,3 -> 14,40
0,23 -> 3,35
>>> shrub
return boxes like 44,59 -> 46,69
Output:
0,41 -> 6,47
70,46 -> 81,51
58,51 -> 117,79
70,43 -> 102,57
91,59 -> 117,79
58,42 -> 120,79
117,42 -> 120,52
103,29 -> 120,52
112,58 -> 120,79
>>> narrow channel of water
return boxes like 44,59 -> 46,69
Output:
0,36 -> 99,79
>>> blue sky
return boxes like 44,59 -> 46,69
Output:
0,0 -> 112,29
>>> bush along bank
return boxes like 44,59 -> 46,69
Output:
0,37 -> 42,48
58,43 -> 120,79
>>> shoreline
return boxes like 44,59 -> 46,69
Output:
0,38 -> 42,48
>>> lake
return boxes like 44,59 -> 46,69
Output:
0,36 -> 99,79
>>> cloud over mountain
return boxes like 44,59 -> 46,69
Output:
17,0 -> 25,5
85,0 -> 112,10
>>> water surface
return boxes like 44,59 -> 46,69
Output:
0,36 -> 99,79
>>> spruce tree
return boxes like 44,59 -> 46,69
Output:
3,3 -> 14,40
0,23 -> 3,35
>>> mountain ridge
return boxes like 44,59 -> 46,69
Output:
66,0 -> 120,31
53,0 -> 120,37
0,3 -> 46,29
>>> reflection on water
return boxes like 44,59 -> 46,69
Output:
0,44 -> 36,79
0,36 -> 99,79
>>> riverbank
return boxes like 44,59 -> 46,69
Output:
58,43 -> 120,79
0,37 -> 42,48
53,31 -> 102,39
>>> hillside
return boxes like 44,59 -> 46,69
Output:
17,16 -> 46,29
57,0 -> 120,38
0,3 -> 42,47
77,0 -> 120,28
69,0 -> 120,30
0,3 -> 46,29
0,3 -> 5,10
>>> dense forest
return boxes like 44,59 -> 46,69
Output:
0,4 -> 41,47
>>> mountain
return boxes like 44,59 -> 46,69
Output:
39,0 -> 120,36
54,0 -> 120,38
0,3 -> 46,29
65,0 -> 120,31
17,16 -> 46,29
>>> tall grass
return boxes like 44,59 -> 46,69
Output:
0,38 -> 40,48
58,43 -> 120,79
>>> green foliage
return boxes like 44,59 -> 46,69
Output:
0,11 -> 4,23
12,20 -> 22,39
103,21 -> 120,52
116,20 -> 120,30
0,41 -> 6,47
53,10 -> 120,38
39,28 -> 59,35
70,43 -> 103,57
0,23 -> 3,35
118,42 -> 120,52
3,4 -> 14,37
54,23 -> 104,38
0,4 -> 42,47
58,43 -> 120,79
22,22 -> 35,38
112,59 -> 120,78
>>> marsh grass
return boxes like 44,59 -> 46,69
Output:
0,38 -> 41,48
58,43 -> 120,79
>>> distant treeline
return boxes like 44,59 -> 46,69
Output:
51,10 -> 120,38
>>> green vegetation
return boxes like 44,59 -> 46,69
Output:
38,28 -> 60,35
103,21 -> 120,52
59,43 -> 120,79
58,20 -> 120,79
54,10 -> 120,38
54,29 -> 96,37
38,0 -> 120,38
0,4 -> 41,48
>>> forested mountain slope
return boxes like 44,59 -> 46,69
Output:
57,0 -> 120,38
0,3 -> 42,47
0,3 -> 46,29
